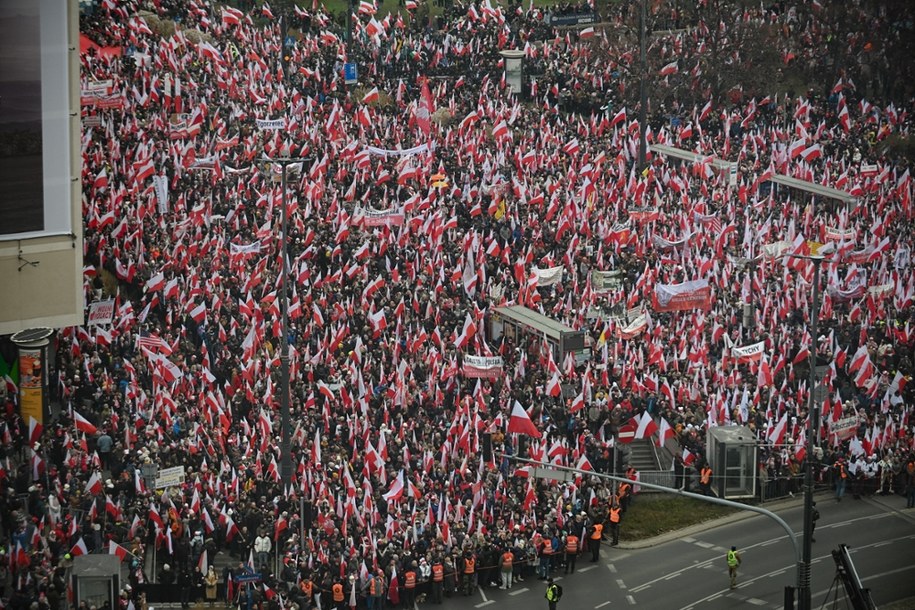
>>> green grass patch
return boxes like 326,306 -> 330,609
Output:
620,495 -> 739,541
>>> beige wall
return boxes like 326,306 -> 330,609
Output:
0,0 -> 82,336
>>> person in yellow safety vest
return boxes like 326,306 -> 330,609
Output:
462,552 -> 476,596
700,464 -> 713,496
608,501 -> 621,547
431,559 -> 445,604
726,546 -> 742,589
403,561 -> 418,608
589,522 -> 604,562
331,581 -> 344,609
500,549 -> 514,590
564,532 -> 580,574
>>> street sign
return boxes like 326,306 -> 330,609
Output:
235,573 -> 262,583
154,465 -> 186,489
617,418 -> 638,444
343,63 -> 358,85
531,467 -> 575,482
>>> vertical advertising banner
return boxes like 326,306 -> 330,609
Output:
19,347 -> 44,424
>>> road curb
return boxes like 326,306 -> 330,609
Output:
616,492 -> 834,550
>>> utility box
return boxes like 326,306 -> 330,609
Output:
71,554 -> 121,610
706,425 -> 757,499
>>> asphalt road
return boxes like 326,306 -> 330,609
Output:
431,492 -> 915,610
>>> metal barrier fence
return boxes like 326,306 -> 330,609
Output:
635,470 -> 678,491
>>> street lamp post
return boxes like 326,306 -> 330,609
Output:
260,157 -> 307,490
798,255 -> 824,610
637,0 -> 648,171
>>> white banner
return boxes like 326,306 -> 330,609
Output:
87,299 -> 116,326
256,118 -> 285,130
825,227 -> 856,241
364,142 -> 434,158
230,242 -> 261,256
152,175 -> 169,214
731,341 -> 765,362
154,465 -> 186,489
190,156 -> 217,171
463,355 -> 504,379
534,266 -> 564,287
654,279 -> 709,307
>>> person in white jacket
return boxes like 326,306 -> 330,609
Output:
253,531 -> 271,571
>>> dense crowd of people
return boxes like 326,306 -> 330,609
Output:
1,0 -> 914,609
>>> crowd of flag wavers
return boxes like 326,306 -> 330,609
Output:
2,0 -> 914,609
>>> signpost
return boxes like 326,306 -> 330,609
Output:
344,63 -> 358,85
531,466 -> 575,483
234,572 -> 262,584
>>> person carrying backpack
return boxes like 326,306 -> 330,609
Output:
545,577 -> 562,610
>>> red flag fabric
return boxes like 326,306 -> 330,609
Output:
70,538 -> 89,557
109,540 -> 129,561
507,401 -> 541,438
74,411 -> 98,435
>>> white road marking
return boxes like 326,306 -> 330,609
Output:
746,598 -> 767,606
664,573 -> 680,580
677,534 -> 912,610
811,564 -> 915,602
616,578 -> 627,589
474,602 -> 495,608
607,563 -> 618,573
509,587 -> 529,596
626,595 -> 636,605
682,537 -> 696,543
477,587 -> 488,602
768,569 -> 785,577
639,511 -> 898,595
712,546 -> 728,553
579,565 -> 598,573
694,541 -> 715,549
553,576 -> 564,582
595,602 -> 612,609
760,539 -> 779,546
